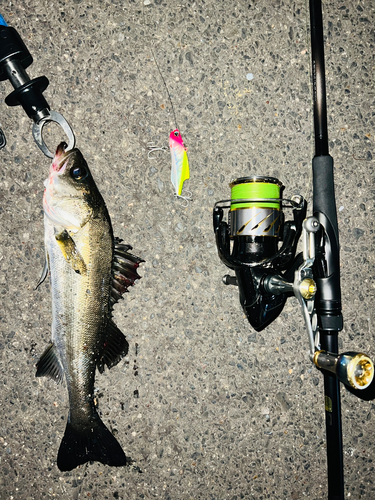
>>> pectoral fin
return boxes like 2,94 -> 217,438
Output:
55,229 -> 87,275
35,255 -> 49,290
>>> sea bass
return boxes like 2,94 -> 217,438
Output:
37,142 -> 143,472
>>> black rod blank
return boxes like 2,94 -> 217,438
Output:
309,1 -> 344,498
309,0 -> 329,156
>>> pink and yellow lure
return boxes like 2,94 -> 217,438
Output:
169,129 -> 190,198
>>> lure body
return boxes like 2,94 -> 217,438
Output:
169,129 -> 190,196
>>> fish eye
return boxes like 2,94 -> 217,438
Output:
70,165 -> 88,181
174,131 -> 179,137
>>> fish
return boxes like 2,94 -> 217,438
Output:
37,142 -> 143,472
169,129 -> 190,198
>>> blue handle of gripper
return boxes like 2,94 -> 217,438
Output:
0,14 -> 8,26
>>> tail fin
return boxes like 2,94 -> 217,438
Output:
57,416 -> 128,472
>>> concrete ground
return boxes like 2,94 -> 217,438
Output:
0,0 -> 374,498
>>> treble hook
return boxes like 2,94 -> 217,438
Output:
175,191 -> 193,208
147,142 -> 168,159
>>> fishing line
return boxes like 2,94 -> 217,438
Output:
142,3 -> 179,131
150,46 -> 179,132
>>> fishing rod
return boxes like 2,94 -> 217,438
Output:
213,1 -> 374,498
0,13 -> 75,157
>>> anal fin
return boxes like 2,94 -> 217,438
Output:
97,321 -> 129,374
36,343 -> 64,383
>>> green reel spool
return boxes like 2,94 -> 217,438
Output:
229,176 -> 283,238
230,176 -> 283,210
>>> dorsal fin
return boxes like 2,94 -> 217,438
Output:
110,238 -> 144,309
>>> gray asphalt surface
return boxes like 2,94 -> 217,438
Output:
0,0 -> 374,498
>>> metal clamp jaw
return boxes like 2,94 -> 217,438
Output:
31,111 -> 75,158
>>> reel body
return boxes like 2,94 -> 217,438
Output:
213,176 -> 306,331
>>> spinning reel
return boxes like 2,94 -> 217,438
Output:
213,176 -> 374,391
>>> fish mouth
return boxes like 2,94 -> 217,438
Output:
52,142 -> 76,173
43,142 -> 83,231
